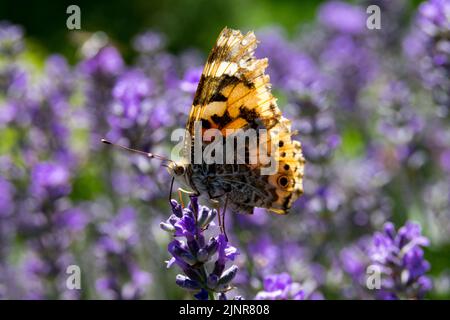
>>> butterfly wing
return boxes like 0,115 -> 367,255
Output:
185,27 -> 305,214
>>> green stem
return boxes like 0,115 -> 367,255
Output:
208,290 -> 215,300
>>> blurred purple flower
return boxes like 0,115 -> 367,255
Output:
257,28 -> 319,89
248,235 -> 280,275
180,67 -> 202,95
405,0 -> 450,114
0,177 -> 14,217
321,34 -> 378,110
96,207 -> 151,299
132,31 -> 166,54
80,46 -> 124,77
340,238 -> 370,280
318,1 -> 367,34
341,221 -> 431,299
112,70 -> 154,121
55,208 -> 89,233
0,21 -> 24,56
30,162 -> 71,200
255,273 -> 304,300
334,156 -> 392,232
377,81 -> 424,146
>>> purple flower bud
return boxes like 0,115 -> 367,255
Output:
207,274 -> 219,289
176,275 -> 201,291
197,248 -> 208,263
218,265 -> 238,289
168,240 -> 197,265
170,199 -> 183,218
160,221 -> 175,233
194,289 -> 209,300
205,237 -> 219,257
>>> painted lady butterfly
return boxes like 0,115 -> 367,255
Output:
168,27 -> 305,215
103,27 -> 305,219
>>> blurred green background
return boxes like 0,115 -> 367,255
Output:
0,0 -> 424,61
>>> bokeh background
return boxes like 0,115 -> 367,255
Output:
0,0 -> 449,299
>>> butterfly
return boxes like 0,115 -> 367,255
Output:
103,27 -> 305,221
168,27 -> 304,215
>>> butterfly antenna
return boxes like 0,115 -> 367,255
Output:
101,139 -> 173,167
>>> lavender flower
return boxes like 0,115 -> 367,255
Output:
376,81 -> 424,146
30,162 -> 71,200
161,197 -> 239,300
132,31 -> 167,54
0,176 -> 14,217
318,1 -> 367,35
106,69 -> 156,147
180,67 -> 202,95
0,23 -> 85,298
80,45 -> 124,77
257,28 -> 317,89
13,159 -> 88,299
78,44 -> 124,145
95,207 -> 151,299
405,0 -> 450,115
320,34 -> 378,111
333,157 -> 392,233
369,221 -> 432,299
0,21 -> 24,57
255,273 -> 304,300
342,221 -> 432,299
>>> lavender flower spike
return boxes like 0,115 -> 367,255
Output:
161,197 -> 239,300
369,221 -> 432,299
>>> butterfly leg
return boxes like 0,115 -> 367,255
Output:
179,189 -> 200,222
217,205 -> 223,235
168,177 -> 188,208
207,191 -> 230,241
222,195 -> 229,242
177,189 -> 185,208
175,187 -> 199,207
168,176 -> 175,203
178,188 -> 198,195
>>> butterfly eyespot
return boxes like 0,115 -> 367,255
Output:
278,141 -> 284,147
283,164 -> 290,171
277,175 -> 290,188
